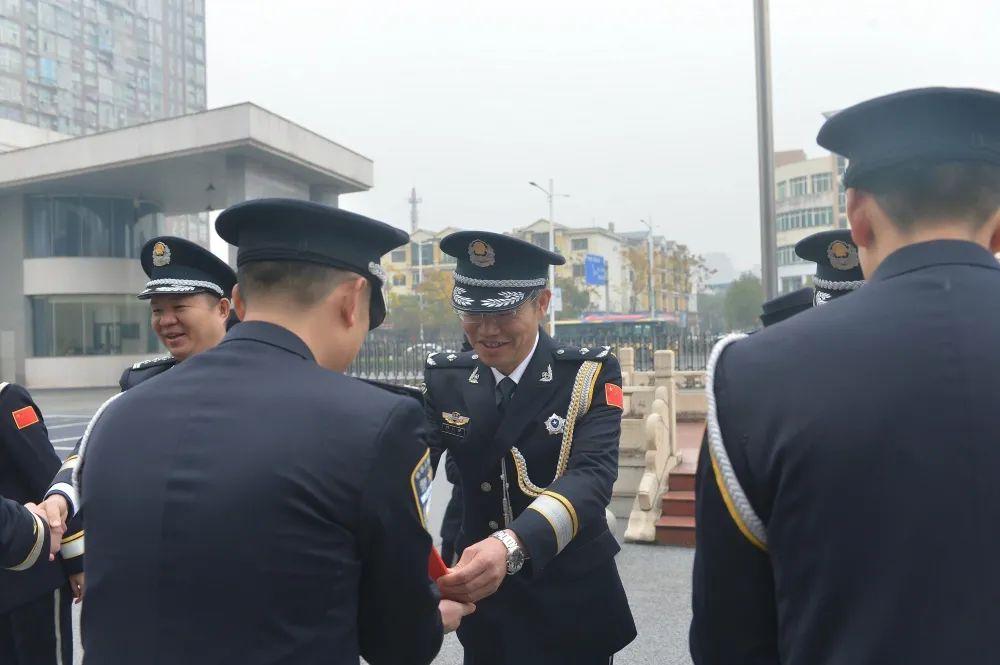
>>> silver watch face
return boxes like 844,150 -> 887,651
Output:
506,548 -> 525,574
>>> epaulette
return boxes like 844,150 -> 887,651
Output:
425,350 -> 477,369
360,378 -> 424,402
131,355 -> 175,371
552,345 -> 613,361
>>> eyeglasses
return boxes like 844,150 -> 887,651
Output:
455,297 -> 538,325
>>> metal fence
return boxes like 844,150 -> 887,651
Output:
348,331 -> 718,385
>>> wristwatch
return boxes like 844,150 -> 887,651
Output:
490,530 -> 526,575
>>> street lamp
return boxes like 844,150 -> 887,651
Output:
639,218 -> 655,320
529,179 -> 570,337
754,0 -> 777,298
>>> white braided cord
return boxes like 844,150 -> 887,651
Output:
705,333 -> 768,548
812,277 -> 865,292
72,391 -> 127,493
141,278 -> 224,296
453,273 -> 546,288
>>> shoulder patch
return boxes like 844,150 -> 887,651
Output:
553,345 -> 612,361
410,449 -> 433,528
131,354 -> 175,371
425,350 -> 478,369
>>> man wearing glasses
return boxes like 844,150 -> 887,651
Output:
425,231 -> 636,665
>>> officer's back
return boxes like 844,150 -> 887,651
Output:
691,88 -> 1000,665
79,200 -> 454,665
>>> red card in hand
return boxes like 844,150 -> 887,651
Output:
428,546 -> 449,580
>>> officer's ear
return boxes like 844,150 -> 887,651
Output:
985,207 -> 1000,254
336,276 -> 368,329
536,289 -> 552,317
217,296 -> 231,319
232,284 -> 247,321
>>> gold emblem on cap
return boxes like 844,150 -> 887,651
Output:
468,240 -> 496,268
443,411 -> 471,426
151,241 -> 171,267
827,240 -> 859,271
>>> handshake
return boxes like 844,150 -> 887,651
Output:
25,496 -> 68,562
434,530 -> 521,633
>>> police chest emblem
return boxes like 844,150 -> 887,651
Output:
410,451 -> 433,528
468,240 -> 496,268
544,413 -> 566,435
442,411 -> 470,438
151,241 -> 171,267
443,411 -> 470,426
827,240 -> 859,271
814,290 -> 832,306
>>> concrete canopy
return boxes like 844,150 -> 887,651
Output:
0,103 -> 373,214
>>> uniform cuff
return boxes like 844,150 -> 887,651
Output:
45,483 -> 78,519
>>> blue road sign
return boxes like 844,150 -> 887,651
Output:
584,254 -> 606,285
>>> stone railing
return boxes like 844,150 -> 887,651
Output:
607,347 -> 683,543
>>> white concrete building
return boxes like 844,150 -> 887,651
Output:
774,148 -> 848,293
0,103 -> 373,388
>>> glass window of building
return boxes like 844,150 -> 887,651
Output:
572,263 -> 586,278
392,274 -> 406,287
811,173 -> 832,193
409,242 -> 433,266
781,277 -> 803,294
439,252 -> 456,265
530,232 -> 549,249
571,238 -> 589,251
27,195 -> 162,258
390,248 -> 406,263
789,176 -> 808,197
776,180 -> 786,201
31,295 -> 161,357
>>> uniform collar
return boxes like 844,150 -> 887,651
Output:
490,332 -> 540,386
221,320 -> 315,362
871,239 -> 1000,283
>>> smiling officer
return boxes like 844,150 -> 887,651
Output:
424,231 -> 636,665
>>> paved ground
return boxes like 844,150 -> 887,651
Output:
31,388 -> 694,665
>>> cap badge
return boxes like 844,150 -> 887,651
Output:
544,413 -> 566,436
152,241 -> 171,267
468,240 -> 496,268
827,240 -> 859,271
443,411 -> 471,427
368,261 -> 387,283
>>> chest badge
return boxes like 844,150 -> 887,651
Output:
544,413 -> 567,436
540,364 -> 553,383
442,411 -> 470,438
443,411 -> 470,426
468,367 -> 480,384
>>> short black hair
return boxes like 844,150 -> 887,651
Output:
237,261 -> 362,308
861,161 -> 1000,229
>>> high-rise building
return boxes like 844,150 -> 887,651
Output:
0,0 -> 206,135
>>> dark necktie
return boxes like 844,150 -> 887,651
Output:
495,377 -> 516,415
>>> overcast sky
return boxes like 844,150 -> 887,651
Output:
206,0 -> 1000,270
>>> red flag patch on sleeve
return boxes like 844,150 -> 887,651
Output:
12,406 -> 39,430
605,383 -> 623,410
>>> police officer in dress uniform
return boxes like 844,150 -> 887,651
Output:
690,87 -> 1000,665
758,230 -> 864,327
74,199 -> 470,665
795,229 -> 865,306
0,382 -> 73,664
426,231 -> 636,665
39,236 -> 236,597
